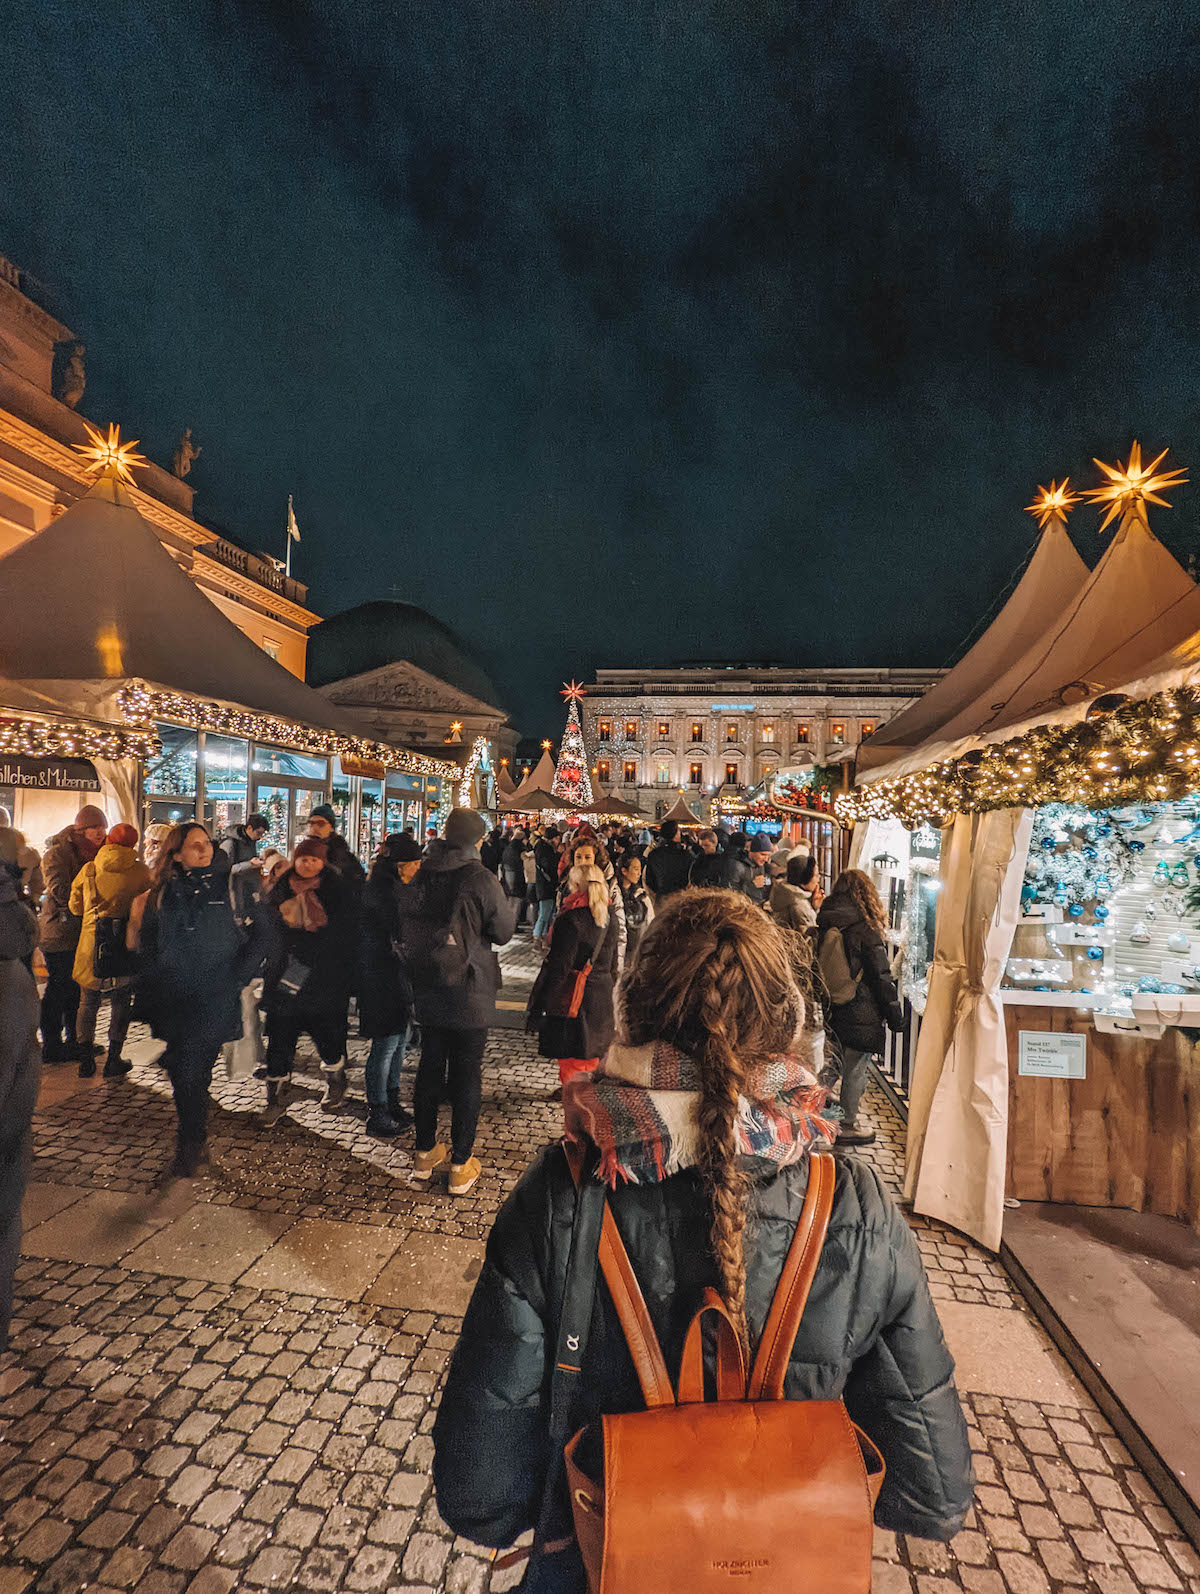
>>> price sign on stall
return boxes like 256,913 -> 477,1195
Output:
1018,1031 -> 1087,1079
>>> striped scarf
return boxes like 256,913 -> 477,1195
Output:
563,1038 -> 832,1187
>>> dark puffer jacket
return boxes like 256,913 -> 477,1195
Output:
433,1147 -> 974,1567
0,873 -> 39,1351
688,848 -> 755,895
396,840 -> 517,1029
817,891 -> 904,1054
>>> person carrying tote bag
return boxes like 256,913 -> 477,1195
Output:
527,865 -> 619,1099
435,889 -> 973,1592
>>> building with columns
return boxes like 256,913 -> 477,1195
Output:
0,253 -> 317,677
582,664 -> 942,818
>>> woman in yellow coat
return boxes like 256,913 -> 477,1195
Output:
69,824 -> 151,1078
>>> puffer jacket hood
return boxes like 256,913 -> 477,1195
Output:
422,838 -> 483,873
433,1146 -> 973,1566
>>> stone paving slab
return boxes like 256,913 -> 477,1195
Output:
21,1185 -> 187,1266
365,1234 -> 486,1317
121,1205 -> 296,1285
236,1217 -> 401,1299
938,1301 -> 1089,1407
18,1182 -> 87,1230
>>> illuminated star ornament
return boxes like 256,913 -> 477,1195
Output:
1025,478 -> 1080,530
560,680 -> 586,703
73,422 -> 147,484
541,738 -> 553,750
1085,442 -> 1188,533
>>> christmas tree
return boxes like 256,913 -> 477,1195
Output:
551,681 -> 594,807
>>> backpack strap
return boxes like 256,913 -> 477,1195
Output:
747,1151 -> 836,1401
565,1142 -> 675,1409
678,1287 -> 746,1403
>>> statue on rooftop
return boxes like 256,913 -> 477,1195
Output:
53,340 -> 86,409
171,427 -> 201,479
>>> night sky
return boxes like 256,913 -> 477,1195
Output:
5,1 -> 1200,735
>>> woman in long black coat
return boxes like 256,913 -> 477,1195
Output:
358,834 -> 422,1138
528,864 -> 618,1094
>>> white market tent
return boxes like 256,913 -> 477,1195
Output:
495,764 -> 517,799
862,493 -> 1200,1251
508,749 -> 557,804
661,793 -> 707,827
857,520 -> 1088,774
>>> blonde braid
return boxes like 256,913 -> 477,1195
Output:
694,938 -> 752,1354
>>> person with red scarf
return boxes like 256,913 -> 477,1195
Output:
261,838 -> 357,1123
528,863 -> 619,1100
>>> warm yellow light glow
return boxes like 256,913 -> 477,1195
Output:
73,422 -> 147,484
450,721 -> 463,733
1085,442 -> 1188,532
1025,478 -> 1080,529
542,738 -> 552,750
96,625 -> 124,678
560,680 -> 586,703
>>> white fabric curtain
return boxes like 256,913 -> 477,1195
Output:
92,757 -> 140,826
903,807 -> 1032,1251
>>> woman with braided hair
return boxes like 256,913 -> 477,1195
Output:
434,890 -> 973,1585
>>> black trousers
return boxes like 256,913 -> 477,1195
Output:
414,1024 -> 486,1164
41,949 -> 81,1054
162,1034 -> 223,1148
265,1011 -> 346,1079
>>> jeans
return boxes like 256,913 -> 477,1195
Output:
414,1025 -> 486,1165
533,898 -> 555,939
162,1036 -> 223,1148
40,949 -> 81,1054
77,985 -> 133,1061
365,1026 -> 410,1106
265,1012 -> 346,1079
837,1045 -> 873,1128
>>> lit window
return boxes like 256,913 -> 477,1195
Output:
861,721 -> 876,738
761,723 -> 774,743
625,719 -> 638,739
797,724 -> 810,744
597,760 -> 611,784
656,762 -> 671,785
623,761 -> 637,785
830,722 -> 845,743
689,762 -> 703,785
657,721 -> 670,738
691,722 -> 703,743
726,722 -> 738,742
598,719 -> 611,742
724,762 -> 738,786
262,638 -> 280,662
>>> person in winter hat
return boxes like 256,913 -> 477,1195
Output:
0,809 -> 42,906
359,833 -> 423,1139
0,831 -> 39,1351
261,837 -> 357,1122
395,807 -> 517,1196
433,889 -> 973,1573
305,803 -> 366,889
38,804 -> 108,1062
69,823 -> 151,1078
771,851 -> 821,935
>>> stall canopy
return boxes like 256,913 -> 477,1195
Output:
510,750 -> 557,803
858,521 -> 1088,774
0,471 -> 364,738
662,794 -> 707,827
495,764 -> 517,799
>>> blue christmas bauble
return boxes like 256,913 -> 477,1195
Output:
1082,845 -> 1098,859
1068,904 -> 1084,918
1129,840 -> 1145,853
1093,904 -> 1110,921
1040,836 -> 1057,851
1086,945 -> 1104,960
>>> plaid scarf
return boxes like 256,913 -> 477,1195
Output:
564,1038 -> 832,1187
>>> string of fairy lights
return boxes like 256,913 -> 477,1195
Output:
839,445 -> 1196,830
0,713 -> 161,764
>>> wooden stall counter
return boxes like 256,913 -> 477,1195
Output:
1004,1001 -> 1200,1232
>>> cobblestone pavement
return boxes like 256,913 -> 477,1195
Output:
3,943 -> 1199,1593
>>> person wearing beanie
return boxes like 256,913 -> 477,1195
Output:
68,824 -> 152,1078
305,803 -> 366,890
358,832 -> 425,1139
395,808 -> 517,1195
259,837 -> 357,1121
0,841 -> 38,1351
38,803 -> 109,1062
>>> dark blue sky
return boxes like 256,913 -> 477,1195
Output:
5,1 -> 1200,734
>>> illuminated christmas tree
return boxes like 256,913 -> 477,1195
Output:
552,681 -> 594,807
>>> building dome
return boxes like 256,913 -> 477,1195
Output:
307,601 -> 504,710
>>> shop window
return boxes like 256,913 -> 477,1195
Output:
761,723 -> 774,743
358,779 -> 383,861
690,722 -> 703,743
656,762 -> 671,785
724,762 -> 739,786
597,760 -> 611,784
145,724 -> 199,804
689,762 -> 703,785
201,734 -> 248,833
797,724 -> 810,744
625,719 -> 638,739
252,745 -> 329,781
657,720 -> 670,739
623,761 -> 637,785
829,722 -> 846,744
597,719 -> 612,742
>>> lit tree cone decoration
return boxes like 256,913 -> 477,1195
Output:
551,681 -> 594,807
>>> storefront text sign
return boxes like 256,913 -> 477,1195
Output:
1018,1030 -> 1087,1079
0,758 -> 99,791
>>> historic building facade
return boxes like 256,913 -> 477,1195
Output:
582,664 -> 942,818
0,254 -> 317,677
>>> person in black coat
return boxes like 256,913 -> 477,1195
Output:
528,864 -> 619,1094
261,839 -> 358,1122
480,826 -> 504,876
433,889 -> 973,1584
688,827 -> 756,894
531,824 -> 561,950
501,827 -> 531,926
642,819 -> 693,904
618,852 -> 652,966
216,813 -> 270,871
131,823 -> 269,1178
0,841 -> 39,1351
304,804 -> 366,893
359,834 -> 422,1139
816,869 -> 904,1147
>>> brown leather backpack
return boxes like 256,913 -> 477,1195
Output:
561,1150 -> 885,1593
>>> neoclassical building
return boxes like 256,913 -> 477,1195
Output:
582,664 -> 941,818
0,254 -> 317,677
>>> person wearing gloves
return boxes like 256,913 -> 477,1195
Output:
69,823 -> 151,1078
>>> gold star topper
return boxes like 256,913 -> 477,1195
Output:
541,738 -> 552,750
73,422 -> 147,484
1025,478 -> 1080,530
1085,442 -> 1188,533
560,680 -> 586,703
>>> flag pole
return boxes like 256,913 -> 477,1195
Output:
285,495 -> 293,578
